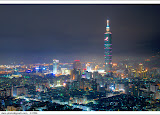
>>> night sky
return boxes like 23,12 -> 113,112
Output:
0,5 -> 160,64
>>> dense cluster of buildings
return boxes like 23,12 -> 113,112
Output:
0,57 -> 159,111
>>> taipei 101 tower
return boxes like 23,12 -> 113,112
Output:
104,19 -> 112,75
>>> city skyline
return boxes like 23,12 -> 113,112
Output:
0,5 -> 160,64
0,4 -> 160,112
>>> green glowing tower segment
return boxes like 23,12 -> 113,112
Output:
104,20 -> 112,74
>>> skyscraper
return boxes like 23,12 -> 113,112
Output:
86,63 -> 91,72
104,19 -> 112,75
53,59 -> 59,74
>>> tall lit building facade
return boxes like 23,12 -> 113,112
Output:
53,59 -> 59,74
71,60 -> 82,81
86,63 -> 91,72
104,19 -> 112,74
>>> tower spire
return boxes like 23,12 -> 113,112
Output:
107,20 -> 109,27
106,19 -> 110,32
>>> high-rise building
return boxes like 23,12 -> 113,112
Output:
53,59 -> 59,74
71,69 -> 81,81
71,69 -> 75,80
104,19 -> 112,75
86,63 -> 91,72
73,60 -> 82,70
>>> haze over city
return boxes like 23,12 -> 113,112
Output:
0,5 -> 160,64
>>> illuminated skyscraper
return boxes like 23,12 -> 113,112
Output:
104,19 -> 112,75
53,59 -> 59,74
86,63 -> 91,72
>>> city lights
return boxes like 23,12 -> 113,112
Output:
0,4 -> 159,113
